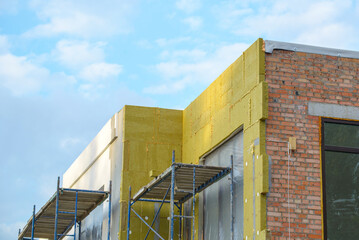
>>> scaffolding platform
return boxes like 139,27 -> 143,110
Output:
18,178 -> 111,240
127,151 -> 232,240
133,163 -> 231,203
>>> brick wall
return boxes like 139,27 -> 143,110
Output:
265,49 -> 359,239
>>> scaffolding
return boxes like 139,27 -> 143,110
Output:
127,151 -> 233,240
18,177 -> 112,240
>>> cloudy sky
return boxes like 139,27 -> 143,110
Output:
1,0 -> 359,238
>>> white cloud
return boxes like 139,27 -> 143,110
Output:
60,137 -> 82,149
296,23 -> 355,47
144,43 -> 248,94
0,54 -> 49,96
173,49 -> 206,59
136,39 -> 153,49
216,0 -> 359,49
78,62 -> 123,82
52,39 -> 122,81
25,0 -> 136,38
0,47 -> 122,98
160,49 -> 206,60
159,50 -> 170,59
182,16 -> 203,30
176,0 -> 201,13
0,35 -> 9,54
78,83 -> 100,98
75,62 -> 123,99
51,72 -> 77,86
144,78 -> 189,94
53,40 -> 106,69
50,39 -> 124,97
155,37 -> 192,47
215,6 -> 253,29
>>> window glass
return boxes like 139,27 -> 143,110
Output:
324,122 -> 359,148
323,119 -> 359,240
325,151 -> 359,240
202,132 -> 243,240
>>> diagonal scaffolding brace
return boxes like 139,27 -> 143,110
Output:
144,185 -> 171,240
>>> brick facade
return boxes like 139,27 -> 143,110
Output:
265,49 -> 359,239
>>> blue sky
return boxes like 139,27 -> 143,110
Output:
1,0 -> 359,238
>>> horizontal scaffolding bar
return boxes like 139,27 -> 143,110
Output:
61,188 -> 109,194
174,215 -> 194,219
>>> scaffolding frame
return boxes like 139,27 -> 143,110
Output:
127,151 -> 233,240
18,177 -> 112,240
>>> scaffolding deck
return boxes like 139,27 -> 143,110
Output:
132,163 -> 231,203
18,188 -> 109,240
128,159 -> 233,240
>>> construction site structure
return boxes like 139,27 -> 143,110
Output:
18,39 -> 359,239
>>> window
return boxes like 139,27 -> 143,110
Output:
322,118 -> 359,239
200,131 -> 244,240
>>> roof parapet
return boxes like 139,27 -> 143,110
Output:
265,40 -> 359,59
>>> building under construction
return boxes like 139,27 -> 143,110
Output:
18,39 -> 359,239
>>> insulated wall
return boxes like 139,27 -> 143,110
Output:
62,111 -> 123,240
119,106 -> 183,239
182,39 -> 269,240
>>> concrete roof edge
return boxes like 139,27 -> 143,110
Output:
265,40 -> 359,59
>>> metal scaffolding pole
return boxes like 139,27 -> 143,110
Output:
78,221 -> 81,240
127,187 -> 131,240
230,155 -> 234,240
54,177 -> 60,240
192,167 -> 196,240
31,205 -> 35,240
107,181 -> 112,240
74,191 -> 78,240
170,150 -> 176,240
179,203 -> 182,240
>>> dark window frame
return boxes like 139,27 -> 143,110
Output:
321,117 -> 359,239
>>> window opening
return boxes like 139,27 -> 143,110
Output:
322,118 -> 359,239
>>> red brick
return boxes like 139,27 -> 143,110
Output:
265,49 -> 359,239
